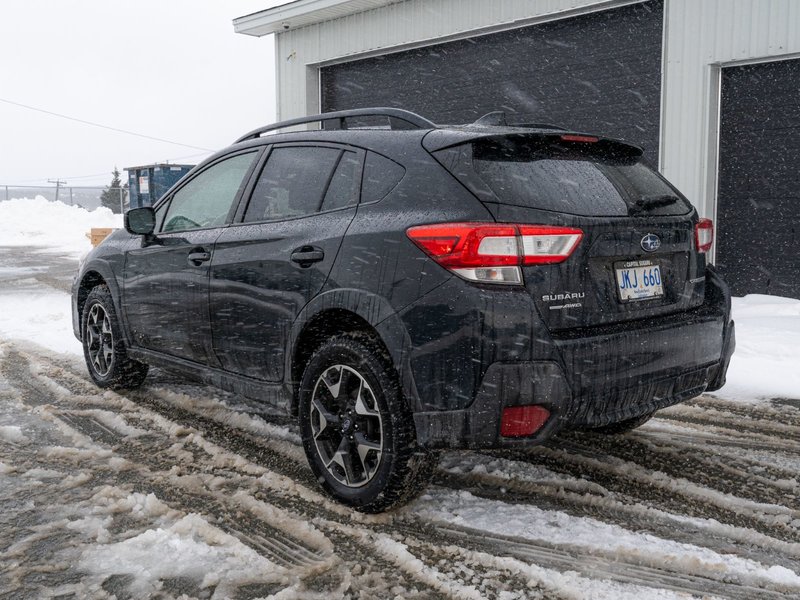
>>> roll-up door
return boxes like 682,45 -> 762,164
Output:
717,58 -> 800,298
321,0 -> 663,162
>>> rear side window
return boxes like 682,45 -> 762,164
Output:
321,151 -> 361,212
244,146 -> 360,222
435,137 -> 691,217
361,152 -> 405,203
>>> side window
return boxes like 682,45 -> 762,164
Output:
153,199 -> 170,231
321,151 -> 361,212
244,146 -> 343,223
361,151 -> 405,203
162,152 -> 257,232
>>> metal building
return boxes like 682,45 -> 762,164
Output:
234,0 -> 800,298
126,163 -> 195,208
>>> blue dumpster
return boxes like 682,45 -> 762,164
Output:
125,163 -> 194,208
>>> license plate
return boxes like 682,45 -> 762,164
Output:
615,260 -> 664,302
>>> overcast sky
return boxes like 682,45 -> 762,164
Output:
0,1 -> 285,187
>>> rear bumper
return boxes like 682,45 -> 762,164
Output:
414,269 -> 735,449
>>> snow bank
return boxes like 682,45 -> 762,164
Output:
0,291 -> 80,355
717,294 -> 800,402
0,196 -> 122,257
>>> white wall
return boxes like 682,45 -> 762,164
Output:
660,0 -> 800,221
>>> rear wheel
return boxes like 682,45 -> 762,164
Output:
589,411 -> 655,435
298,334 -> 437,512
82,286 -> 148,389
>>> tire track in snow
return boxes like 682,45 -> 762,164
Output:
412,523 -> 793,600
7,343 -> 800,598
557,428 -> 798,506
1,347 -> 482,599
435,465 -> 800,574
660,403 -> 800,448
1,347 -> 676,598
4,363 -> 334,572
689,395 -> 800,428
34,348 -> 800,578
501,442 -> 800,545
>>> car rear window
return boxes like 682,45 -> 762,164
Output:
434,136 -> 691,217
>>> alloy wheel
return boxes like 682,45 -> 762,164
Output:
309,364 -> 383,487
86,303 -> 114,377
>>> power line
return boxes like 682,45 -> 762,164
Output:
4,151 -> 213,184
47,179 -> 67,202
0,96 -> 215,152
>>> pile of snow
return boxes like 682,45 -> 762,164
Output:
717,294 -> 800,402
0,292 -> 81,354
0,196 -> 122,257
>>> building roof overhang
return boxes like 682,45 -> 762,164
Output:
233,0 -> 397,36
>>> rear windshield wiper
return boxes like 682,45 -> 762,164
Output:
630,194 -> 679,213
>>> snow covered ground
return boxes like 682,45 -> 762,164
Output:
1,198 -> 799,599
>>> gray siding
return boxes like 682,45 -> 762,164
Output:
321,1 -> 663,161
275,0 -> 638,124
263,0 -> 800,229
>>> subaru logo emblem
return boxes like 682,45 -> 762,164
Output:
641,233 -> 661,252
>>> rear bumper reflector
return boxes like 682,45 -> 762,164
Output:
500,405 -> 551,437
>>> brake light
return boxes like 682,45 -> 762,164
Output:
500,405 -> 550,437
560,134 -> 599,143
406,222 -> 583,284
695,218 -> 713,254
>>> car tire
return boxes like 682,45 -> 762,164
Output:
298,333 -> 437,513
589,411 -> 656,435
81,285 -> 148,390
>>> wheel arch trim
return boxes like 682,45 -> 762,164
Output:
287,288 -> 420,414
74,260 -> 130,345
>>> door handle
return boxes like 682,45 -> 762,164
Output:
291,246 -> 324,267
187,250 -> 211,265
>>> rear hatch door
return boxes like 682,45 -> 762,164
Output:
426,131 -> 707,331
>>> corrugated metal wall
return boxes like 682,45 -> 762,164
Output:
275,0 -> 637,122
275,0 -> 800,220
660,0 -> 800,221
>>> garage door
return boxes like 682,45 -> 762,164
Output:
321,0 -> 664,162
717,58 -> 800,298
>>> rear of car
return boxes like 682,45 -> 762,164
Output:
405,128 -> 735,447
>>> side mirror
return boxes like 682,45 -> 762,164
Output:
125,207 -> 156,236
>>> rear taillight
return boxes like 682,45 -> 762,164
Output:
406,222 -> 583,284
695,218 -> 713,254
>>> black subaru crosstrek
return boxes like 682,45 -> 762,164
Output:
72,108 -> 735,512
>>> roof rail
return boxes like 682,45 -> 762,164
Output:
234,107 -> 436,144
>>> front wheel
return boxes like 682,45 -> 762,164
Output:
298,334 -> 437,513
81,285 -> 148,389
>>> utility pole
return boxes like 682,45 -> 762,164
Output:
47,179 -> 67,203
